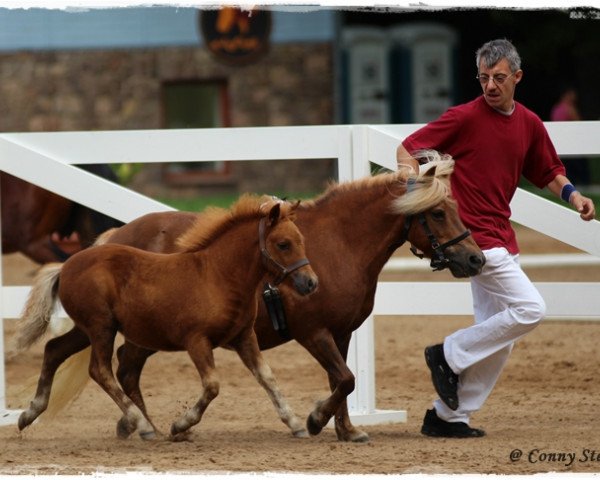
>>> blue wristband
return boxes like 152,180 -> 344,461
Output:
561,184 -> 577,203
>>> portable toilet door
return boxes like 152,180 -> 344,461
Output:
340,27 -> 391,124
390,23 -> 458,123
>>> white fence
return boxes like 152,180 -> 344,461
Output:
1,122 -> 600,426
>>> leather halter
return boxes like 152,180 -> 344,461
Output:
258,216 -> 310,285
399,213 -> 472,272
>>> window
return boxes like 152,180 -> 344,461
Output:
162,80 -> 232,184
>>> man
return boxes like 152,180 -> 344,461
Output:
396,39 -> 595,438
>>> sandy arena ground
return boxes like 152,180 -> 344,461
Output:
1,225 -> 600,476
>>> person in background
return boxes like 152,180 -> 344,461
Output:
396,38 -> 595,438
550,87 -> 590,185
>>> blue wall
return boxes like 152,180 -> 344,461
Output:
0,7 -> 336,51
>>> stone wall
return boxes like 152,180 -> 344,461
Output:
0,43 -> 336,197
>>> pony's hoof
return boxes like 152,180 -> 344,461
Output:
116,416 -> 137,439
306,412 -> 323,436
292,428 -> 309,439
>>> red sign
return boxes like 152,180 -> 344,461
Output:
200,7 -> 272,66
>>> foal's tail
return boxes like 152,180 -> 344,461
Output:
14,263 -> 62,352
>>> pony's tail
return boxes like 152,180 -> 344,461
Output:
43,347 -> 91,418
14,263 -> 62,352
13,347 -> 92,419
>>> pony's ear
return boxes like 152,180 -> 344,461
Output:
268,202 -> 281,226
422,165 -> 437,179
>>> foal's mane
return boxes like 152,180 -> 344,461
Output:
176,194 -> 291,252
302,150 -> 455,216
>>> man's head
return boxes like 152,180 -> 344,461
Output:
475,39 -> 523,113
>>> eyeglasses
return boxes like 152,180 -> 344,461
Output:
476,72 -> 515,86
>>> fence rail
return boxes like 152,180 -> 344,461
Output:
1,122 -> 599,426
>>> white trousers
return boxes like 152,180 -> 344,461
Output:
434,247 -> 546,424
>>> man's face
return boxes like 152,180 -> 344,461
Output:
477,58 -> 522,113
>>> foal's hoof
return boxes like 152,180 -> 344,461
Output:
139,430 -> 157,441
17,411 -> 33,432
116,416 -> 137,439
306,412 -> 324,436
292,427 -> 310,439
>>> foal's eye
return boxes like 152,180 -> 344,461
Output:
277,241 -> 290,251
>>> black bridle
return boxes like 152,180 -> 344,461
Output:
399,213 -> 472,271
258,216 -> 310,286
259,215 -> 310,340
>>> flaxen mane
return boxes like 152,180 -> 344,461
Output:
301,149 -> 455,216
176,194 -> 293,252
391,150 -> 455,215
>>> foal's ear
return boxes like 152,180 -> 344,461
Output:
268,203 -> 281,226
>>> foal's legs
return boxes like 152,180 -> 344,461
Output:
300,332 -> 361,440
232,330 -> 308,438
116,342 -> 156,416
114,342 -> 158,436
18,327 -> 90,431
86,325 -> 157,440
170,336 -> 220,440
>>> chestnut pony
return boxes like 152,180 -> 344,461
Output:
16,154 -> 484,442
16,195 -> 318,440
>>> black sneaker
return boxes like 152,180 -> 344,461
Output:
421,409 -> 485,438
424,344 -> 459,410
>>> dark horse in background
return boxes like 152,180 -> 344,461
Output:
1,165 -> 123,264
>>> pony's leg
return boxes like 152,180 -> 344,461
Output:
299,332 -> 358,440
170,336 -> 219,440
232,330 -> 308,438
329,334 -> 369,443
18,327 -> 90,431
86,329 -> 157,440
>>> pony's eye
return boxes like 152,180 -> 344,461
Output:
277,241 -> 290,251
431,209 -> 445,221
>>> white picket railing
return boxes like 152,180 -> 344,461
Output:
1,122 -> 599,426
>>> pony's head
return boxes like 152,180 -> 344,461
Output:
391,150 -> 485,278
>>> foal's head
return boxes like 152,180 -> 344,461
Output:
391,152 -> 485,278
177,194 -> 318,295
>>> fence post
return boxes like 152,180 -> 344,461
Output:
344,126 -> 407,424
